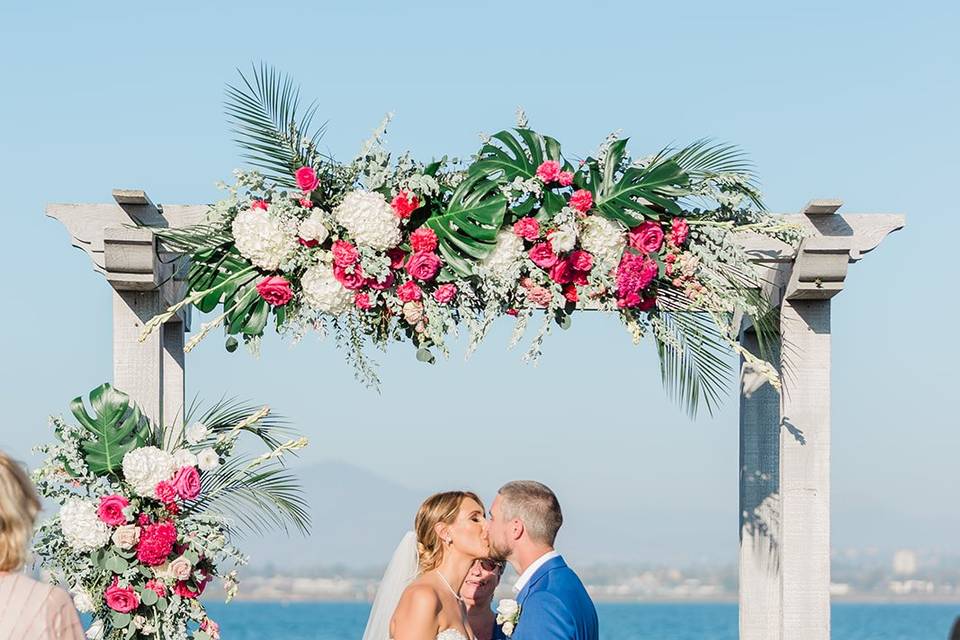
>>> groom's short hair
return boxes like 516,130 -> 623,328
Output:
498,480 -> 563,546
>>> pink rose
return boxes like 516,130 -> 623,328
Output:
405,252 -> 441,282
386,248 -> 407,270
251,200 -> 268,211
397,280 -> 422,302
433,283 -> 457,304
331,240 -> 359,267
549,259 -> 574,284
97,495 -> 129,527
255,276 -> 293,306
295,166 -> 319,192
391,190 -> 420,218
569,189 -> 593,213
169,555 -> 193,581
333,264 -> 366,290
528,242 -> 559,269
512,217 -> 540,241
366,271 -> 395,291
409,228 -> 438,253
104,579 -> 139,613
172,466 -> 200,501
628,221 -> 665,254
558,171 -> 575,187
354,292 -> 372,309
526,285 -> 553,308
562,283 -> 578,303
174,577 -> 207,600
154,481 -> 176,504
670,217 -> 690,246
535,160 -> 561,183
568,250 -> 593,273
144,579 -> 166,598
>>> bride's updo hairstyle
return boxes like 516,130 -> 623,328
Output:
414,490 -> 483,574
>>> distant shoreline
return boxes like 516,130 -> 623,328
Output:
221,595 -> 960,606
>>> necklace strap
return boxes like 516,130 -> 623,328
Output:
436,571 -> 463,602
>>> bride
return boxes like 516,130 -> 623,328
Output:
363,491 -> 490,640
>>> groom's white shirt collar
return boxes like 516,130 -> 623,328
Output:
513,550 -> 561,593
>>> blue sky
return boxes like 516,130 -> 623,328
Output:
1,1 -> 957,566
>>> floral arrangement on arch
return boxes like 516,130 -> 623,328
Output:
148,65 -> 801,416
32,383 -> 309,640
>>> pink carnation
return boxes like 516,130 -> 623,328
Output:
391,190 -> 420,219
405,252 -> 441,282
615,252 -> 659,308
172,466 -> 200,501
535,160 -> 561,183
397,280 -> 422,302
513,217 -> 540,241
558,171 -> 575,187
409,228 -> 438,253
433,283 -> 457,304
528,241 -> 559,269
104,578 -> 139,613
144,579 -> 166,598
354,292 -> 372,309
96,495 -> 129,527
299,197 -> 313,209
569,189 -> 593,213
295,166 -> 319,192
256,276 -> 293,306
670,217 -> 690,246
526,285 -> 553,308
331,240 -> 359,267
154,481 -> 176,505
136,521 -> 177,566
628,221 -> 665,254
334,264 -> 366,290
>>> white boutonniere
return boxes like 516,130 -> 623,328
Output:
496,598 -> 521,637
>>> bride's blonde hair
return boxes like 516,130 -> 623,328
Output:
414,490 -> 482,574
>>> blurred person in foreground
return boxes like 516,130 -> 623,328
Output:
0,451 -> 84,640
460,558 -> 506,640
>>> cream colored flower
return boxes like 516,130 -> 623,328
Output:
169,555 -> 193,580
333,190 -> 401,250
196,448 -> 220,472
111,524 -> 141,550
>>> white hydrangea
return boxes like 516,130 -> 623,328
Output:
71,586 -> 95,613
548,222 -> 578,253
231,207 -> 298,270
196,448 -> 220,472
301,263 -> 353,314
121,446 -> 175,497
59,498 -> 110,553
171,449 -> 197,469
185,422 -> 208,445
579,215 -> 626,267
481,230 -> 524,280
333,191 -> 401,250
298,210 -> 330,244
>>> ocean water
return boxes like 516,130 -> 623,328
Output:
198,601 -> 960,639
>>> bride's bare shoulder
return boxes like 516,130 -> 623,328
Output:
395,578 -> 441,617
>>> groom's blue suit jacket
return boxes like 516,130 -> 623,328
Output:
513,555 -> 599,640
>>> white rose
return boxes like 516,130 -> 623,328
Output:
172,449 -> 198,469
297,210 -> 330,244
111,524 -> 141,550
502,621 -> 515,637
196,448 -> 220,472
72,587 -> 95,613
169,555 -> 193,580
185,422 -> 209,445
333,191 -> 401,250
121,446 -> 175,497
496,598 -> 519,618
85,619 -> 105,640
59,498 -> 110,552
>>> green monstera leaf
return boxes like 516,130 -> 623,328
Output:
70,384 -> 152,475
425,172 -> 507,277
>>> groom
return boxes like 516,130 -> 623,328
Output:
487,481 -> 598,640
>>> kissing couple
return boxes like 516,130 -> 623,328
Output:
361,481 -> 599,640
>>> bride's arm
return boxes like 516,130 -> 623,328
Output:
392,584 -> 441,640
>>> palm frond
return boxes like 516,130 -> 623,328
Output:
225,62 -> 326,187
183,396 -> 296,452
667,139 -> 757,183
154,224 -> 232,254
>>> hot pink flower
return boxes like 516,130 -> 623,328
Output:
628,221 -> 665,254
558,171 -> 575,187
636,295 -> 657,311
568,250 -> 593,273
569,189 -> 593,213
572,270 -> 589,285
391,190 -> 420,218
299,197 -> 313,209
615,252 -> 659,308
97,495 -> 129,526
536,160 -> 561,183
174,577 -> 207,599
333,264 -> 366,290
144,579 -> 166,598
513,217 -> 540,241
256,276 -> 293,306
397,280 -> 422,302
104,579 -> 139,613
154,481 -> 176,505
670,217 -> 690,246
366,271 -> 395,291
526,285 -> 553,308
528,241 -> 559,269
172,466 -> 200,501
295,166 -> 319,192
549,259 -> 574,284
298,237 -> 319,248
354,292 -> 372,310
331,240 -> 359,267
387,248 -> 407,270
409,228 -> 438,253
562,283 -> 579,303
251,200 -> 268,211
433,283 -> 457,304
137,513 -> 151,526
136,521 -> 177,566
405,252 -> 441,282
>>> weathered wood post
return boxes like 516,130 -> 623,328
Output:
738,201 -> 904,640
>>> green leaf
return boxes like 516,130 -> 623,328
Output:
156,596 -> 168,612
70,384 -> 152,475
106,554 -> 129,574
470,128 -> 566,215
225,336 -> 239,352
110,612 -> 132,628
140,588 -> 159,607
424,173 -> 507,277
416,348 -> 436,364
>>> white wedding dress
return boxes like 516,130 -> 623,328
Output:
435,631 -> 470,640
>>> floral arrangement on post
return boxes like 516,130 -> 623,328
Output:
146,64 -> 802,416
32,383 -> 310,640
